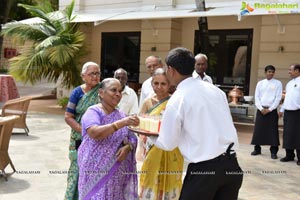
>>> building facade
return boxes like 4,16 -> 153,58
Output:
56,0 -> 300,96
2,0 -> 300,99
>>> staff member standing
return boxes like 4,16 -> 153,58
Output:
279,63 -> 300,165
155,47 -> 243,200
251,65 -> 282,159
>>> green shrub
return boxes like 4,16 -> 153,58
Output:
58,97 -> 69,109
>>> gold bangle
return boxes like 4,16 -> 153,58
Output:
112,122 -> 119,131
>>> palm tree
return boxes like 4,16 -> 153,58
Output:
1,0 -> 85,88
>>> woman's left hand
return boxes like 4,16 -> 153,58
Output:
116,145 -> 131,162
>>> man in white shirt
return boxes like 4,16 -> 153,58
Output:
139,55 -> 163,106
192,53 -> 213,83
114,68 -> 138,115
155,47 -> 243,199
250,65 -> 282,159
279,64 -> 300,166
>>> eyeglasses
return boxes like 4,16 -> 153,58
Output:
87,72 -> 101,77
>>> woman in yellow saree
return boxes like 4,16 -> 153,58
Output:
139,68 -> 184,200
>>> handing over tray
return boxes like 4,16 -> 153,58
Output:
128,126 -> 159,137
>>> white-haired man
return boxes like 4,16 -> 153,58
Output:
193,53 -> 213,83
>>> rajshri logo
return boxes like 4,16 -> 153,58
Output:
240,1 -> 299,16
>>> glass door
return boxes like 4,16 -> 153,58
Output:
101,32 -> 141,82
194,29 -> 253,95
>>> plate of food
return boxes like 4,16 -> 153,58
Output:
128,127 -> 159,137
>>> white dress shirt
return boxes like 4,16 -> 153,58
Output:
118,85 -> 139,115
255,78 -> 282,111
192,70 -> 213,84
280,76 -> 300,112
139,77 -> 154,106
155,77 -> 239,163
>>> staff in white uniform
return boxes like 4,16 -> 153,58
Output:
251,65 -> 282,159
279,63 -> 300,166
155,47 -> 243,200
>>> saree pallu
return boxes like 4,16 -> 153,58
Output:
139,97 -> 184,200
65,85 -> 100,200
78,107 -> 138,200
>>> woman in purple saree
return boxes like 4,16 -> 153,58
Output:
78,78 -> 139,200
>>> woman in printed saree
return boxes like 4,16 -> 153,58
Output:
78,78 -> 139,200
139,68 -> 184,200
64,62 -> 101,200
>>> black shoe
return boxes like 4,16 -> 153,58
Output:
271,154 -> 278,159
251,150 -> 261,156
280,157 -> 294,162
297,161 -> 300,166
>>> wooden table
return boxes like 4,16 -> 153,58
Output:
0,75 -> 20,103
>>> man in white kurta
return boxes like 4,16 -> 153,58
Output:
155,47 -> 243,200
192,53 -> 213,84
250,65 -> 282,159
114,68 -> 138,115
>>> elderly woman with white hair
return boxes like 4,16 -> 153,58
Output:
64,61 -> 101,200
78,78 -> 139,200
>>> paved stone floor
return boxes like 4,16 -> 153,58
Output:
0,100 -> 299,200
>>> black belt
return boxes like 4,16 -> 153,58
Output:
191,153 -> 237,166
262,106 -> 269,109
285,109 -> 300,112
192,143 -> 236,165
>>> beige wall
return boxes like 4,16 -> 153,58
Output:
259,14 -> 300,88
81,19 -> 182,83
140,19 -> 175,82
140,19 -> 182,82
79,13 -> 300,95
79,20 -> 141,72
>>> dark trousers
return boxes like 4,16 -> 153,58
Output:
285,149 -> 300,160
254,145 -> 278,154
179,153 -> 243,200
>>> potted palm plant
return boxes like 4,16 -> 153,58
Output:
1,0 -> 85,89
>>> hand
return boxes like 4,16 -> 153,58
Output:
278,112 -> 283,118
116,145 -> 131,162
123,115 -> 140,127
139,135 -> 147,143
260,109 -> 270,115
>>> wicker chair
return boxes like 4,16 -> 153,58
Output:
1,96 -> 31,135
0,115 -> 19,181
